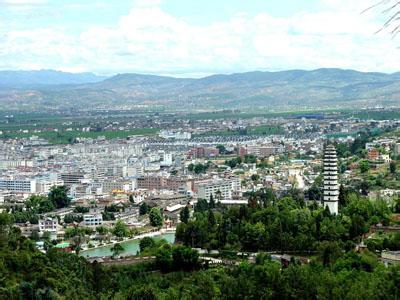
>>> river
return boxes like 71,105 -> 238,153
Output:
81,232 -> 176,258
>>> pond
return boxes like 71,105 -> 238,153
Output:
81,232 -> 175,258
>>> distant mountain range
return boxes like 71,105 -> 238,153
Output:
0,68 -> 400,111
0,70 -> 106,87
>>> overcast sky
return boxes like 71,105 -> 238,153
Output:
0,0 -> 398,76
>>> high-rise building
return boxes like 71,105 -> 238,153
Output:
323,145 -> 339,215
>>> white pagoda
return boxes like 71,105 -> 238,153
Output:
323,144 -> 339,215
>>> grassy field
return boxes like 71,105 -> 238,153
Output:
186,110 -> 330,121
1,107 -> 399,144
349,110 -> 400,120
0,128 -> 159,144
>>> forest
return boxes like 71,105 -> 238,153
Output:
1,188 -> 400,299
176,188 -> 392,254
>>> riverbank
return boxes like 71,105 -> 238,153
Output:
80,228 -> 176,257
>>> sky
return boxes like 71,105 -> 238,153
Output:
0,0 -> 399,77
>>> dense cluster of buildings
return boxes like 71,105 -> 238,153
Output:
0,113 -> 399,244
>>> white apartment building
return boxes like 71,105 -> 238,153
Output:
0,160 -> 34,169
36,179 -> 64,194
83,214 -> 103,226
159,130 -> 191,140
197,177 -> 240,200
123,165 -> 144,177
0,178 -> 37,193
39,218 -> 58,239
161,153 -> 173,166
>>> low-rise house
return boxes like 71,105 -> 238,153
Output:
39,217 -> 58,239
164,204 -> 186,221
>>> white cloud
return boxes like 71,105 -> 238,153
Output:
133,0 -> 163,8
0,0 -> 399,76
0,0 -> 46,5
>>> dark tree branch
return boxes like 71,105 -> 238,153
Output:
363,0 -> 400,37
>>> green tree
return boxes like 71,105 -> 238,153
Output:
194,163 -> 207,174
30,230 -> 40,241
359,160 -> 370,174
26,195 -> 54,214
156,245 -> 173,272
113,220 -> 129,238
102,211 -> 115,221
73,206 -> 89,213
338,184 -> 346,207
194,199 -> 209,213
216,144 -> 227,155
129,194 -> 135,204
318,241 -> 342,266
207,209 -> 216,227
139,237 -> 156,252
127,287 -> 157,300
171,246 -> 199,271
48,186 -> 71,209
96,225 -> 108,235
251,174 -> 260,182
180,206 -> 190,224
209,193 -> 215,209
244,155 -> 257,164
139,202 -> 149,215
70,232 -> 85,255
111,243 -> 125,258
308,185 -> 321,201
64,214 -> 83,224
149,208 -> 163,227
0,212 -> 14,246
390,161 -> 397,174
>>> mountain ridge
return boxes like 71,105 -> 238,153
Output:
0,70 -> 107,88
0,68 -> 399,110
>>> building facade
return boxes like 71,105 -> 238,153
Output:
196,177 -> 240,200
0,178 -> 37,193
39,217 -> 58,239
83,214 -> 103,226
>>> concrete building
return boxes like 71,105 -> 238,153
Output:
0,178 -> 37,193
159,130 -> 191,140
323,145 -> 339,215
36,179 -> 64,194
39,217 -> 58,239
83,214 -> 103,226
368,148 -> 380,161
188,147 -> 219,158
137,175 -> 188,191
197,177 -> 240,200
246,145 -> 276,158
60,173 -> 85,187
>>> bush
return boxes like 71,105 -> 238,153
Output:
139,237 -> 156,252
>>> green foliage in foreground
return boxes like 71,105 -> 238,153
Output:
1,211 -> 400,299
176,189 -> 391,252
1,231 -> 400,299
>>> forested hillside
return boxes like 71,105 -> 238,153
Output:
1,188 -> 400,299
